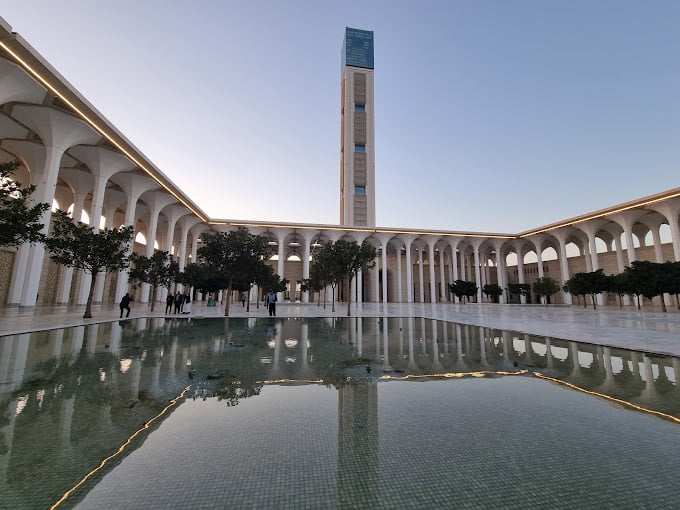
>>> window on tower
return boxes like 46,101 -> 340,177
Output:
355,144 -> 365,152
355,186 -> 366,195
354,104 -> 365,112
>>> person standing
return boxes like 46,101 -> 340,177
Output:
174,291 -> 183,313
240,292 -> 246,308
183,292 -> 192,314
267,291 -> 277,316
119,293 -> 132,318
165,293 -> 175,314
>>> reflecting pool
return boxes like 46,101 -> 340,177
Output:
1,317 -> 679,509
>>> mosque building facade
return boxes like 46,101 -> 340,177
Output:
1,19 -> 679,310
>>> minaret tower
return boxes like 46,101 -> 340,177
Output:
340,27 -> 375,227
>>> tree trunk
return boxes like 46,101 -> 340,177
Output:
224,278 -> 232,316
83,271 -> 97,319
346,275 -> 352,316
591,294 -> 597,309
331,285 -> 335,312
637,295 -> 641,310
661,294 -> 667,313
247,288 -> 251,312
150,284 -> 157,312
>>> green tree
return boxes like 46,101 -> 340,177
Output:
257,264 -> 288,296
532,277 -> 561,305
45,210 -> 133,318
482,283 -> 503,303
664,261 -> 680,309
625,261 -> 670,312
563,270 -> 608,309
0,161 -> 49,247
449,280 -> 478,303
606,272 -> 631,308
309,242 -> 341,311
128,251 -> 179,312
508,283 -> 531,303
314,240 -> 376,316
198,228 -> 272,316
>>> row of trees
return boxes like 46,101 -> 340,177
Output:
302,240 -> 377,316
450,278 -> 561,305
564,262 -> 680,311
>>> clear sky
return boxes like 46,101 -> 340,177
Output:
3,1 -> 680,233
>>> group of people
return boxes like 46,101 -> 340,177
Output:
166,291 -> 192,314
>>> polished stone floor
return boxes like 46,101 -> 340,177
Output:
2,300 -> 680,356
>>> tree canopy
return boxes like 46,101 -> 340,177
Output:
563,269 -> 608,309
128,251 -> 179,312
310,240 -> 376,316
482,283 -> 503,303
532,277 -> 561,305
0,161 -> 49,247
197,227 -> 271,316
45,210 -> 133,318
449,280 -> 478,303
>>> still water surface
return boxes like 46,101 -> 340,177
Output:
1,317 -> 679,509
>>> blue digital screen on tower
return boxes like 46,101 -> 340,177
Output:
343,28 -> 374,69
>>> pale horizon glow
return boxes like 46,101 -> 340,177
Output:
3,1 -> 679,234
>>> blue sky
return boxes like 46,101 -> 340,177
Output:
3,1 -> 680,233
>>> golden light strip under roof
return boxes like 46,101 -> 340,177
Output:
0,40 -> 208,222
208,220 -> 515,240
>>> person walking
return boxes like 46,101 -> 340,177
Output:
240,292 -> 246,308
267,291 -> 277,316
119,293 -> 132,318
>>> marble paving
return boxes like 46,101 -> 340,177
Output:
1,301 -> 680,356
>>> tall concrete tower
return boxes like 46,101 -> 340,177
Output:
340,27 -> 375,227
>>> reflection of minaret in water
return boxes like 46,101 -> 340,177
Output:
337,382 -> 379,508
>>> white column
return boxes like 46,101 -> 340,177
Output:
536,247 -> 544,278
300,231 -> 316,303
651,226 -> 664,263
396,244 -> 403,302
516,245 -> 526,304
381,241 -> 388,304
448,240 -> 461,303
20,145 -> 65,306
473,245 -> 483,303
614,234 -> 625,272
417,248 -> 425,303
438,249 -> 446,302
554,232 -> 572,305
402,236 -> 415,303
276,231 -> 286,301
495,253 -> 505,304
427,240 -> 437,303
357,269 -> 363,304
373,253 -> 380,303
